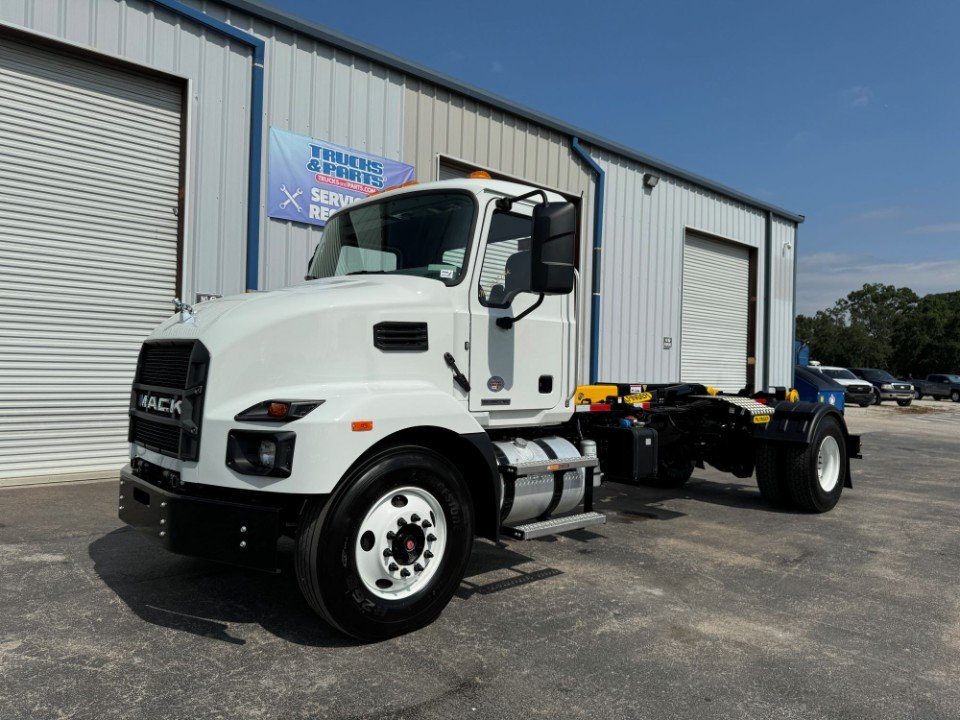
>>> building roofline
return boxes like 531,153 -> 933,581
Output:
217,0 -> 805,224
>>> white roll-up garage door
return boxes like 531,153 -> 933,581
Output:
680,234 -> 751,393
0,37 -> 183,482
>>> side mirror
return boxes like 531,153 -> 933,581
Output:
530,201 -> 576,295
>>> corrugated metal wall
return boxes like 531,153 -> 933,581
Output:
592,146 -> 796,387
0,0 -> 252,302
197,1 -> 407,291
769,216 -> 797,384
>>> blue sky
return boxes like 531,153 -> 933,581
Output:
267,0 -> 960,313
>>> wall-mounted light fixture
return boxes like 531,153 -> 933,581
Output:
643,172 -> 660,188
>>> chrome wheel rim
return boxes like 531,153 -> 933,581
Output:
817,436 -> 841,492
354,486 -> 447,601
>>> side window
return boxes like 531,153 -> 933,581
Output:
479,210 -> 533,307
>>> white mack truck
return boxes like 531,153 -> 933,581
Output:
119,178 -> 861,640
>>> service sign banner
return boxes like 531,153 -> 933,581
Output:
267,127 -> 416,227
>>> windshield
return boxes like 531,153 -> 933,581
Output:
305,191 -> 475,285
945,374 -> 960,383
861,369 -> 896,382
820,367 -> 857,380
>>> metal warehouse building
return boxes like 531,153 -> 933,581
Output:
0,0 -> 801,483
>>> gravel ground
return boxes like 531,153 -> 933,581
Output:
1,404 -> 958,720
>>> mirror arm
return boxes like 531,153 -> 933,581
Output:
495,189 -> 549,212
496,294 -> 544,330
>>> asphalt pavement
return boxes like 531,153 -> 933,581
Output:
1,404 -> 958,719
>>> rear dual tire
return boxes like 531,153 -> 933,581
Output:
296,445 -> 473,641
755,415 -> 846,513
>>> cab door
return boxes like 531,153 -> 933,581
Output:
468,201 -> 565,412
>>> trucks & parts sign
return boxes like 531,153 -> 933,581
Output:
267,127 -> 415,226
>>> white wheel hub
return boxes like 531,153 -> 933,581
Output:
354,486 -> 447,601
816,435 -> 841,493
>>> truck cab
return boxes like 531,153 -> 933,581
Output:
118,178 -> 860,640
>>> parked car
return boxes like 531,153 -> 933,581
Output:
909,374 -> 960,402
808,365 -> 876,407
849,368 -> 914,406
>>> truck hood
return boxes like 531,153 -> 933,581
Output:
145,274 -> 464,411
150,274 -> 455,342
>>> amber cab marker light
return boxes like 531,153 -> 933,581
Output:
351,420 -> 374,432
468,170 -> 492,179
267,402 -> 290,418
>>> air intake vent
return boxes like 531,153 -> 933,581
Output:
373,322 -> 429,352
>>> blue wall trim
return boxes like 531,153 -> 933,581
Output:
149,0 -> 266,291
570,137 -> 605,384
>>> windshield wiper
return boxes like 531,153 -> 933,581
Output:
345,270 -> 389,276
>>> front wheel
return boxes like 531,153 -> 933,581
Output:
782,415 -> 847,512
296,446 -> 474,640
897,399 -> 912,407
952,391 -> 960,403
914,389 -> 923,400
872,389 -> 882,405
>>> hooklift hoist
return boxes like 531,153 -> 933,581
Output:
117,177 -> 861,640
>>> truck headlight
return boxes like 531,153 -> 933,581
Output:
226,431 -> 295,478
881,383 -> 893,390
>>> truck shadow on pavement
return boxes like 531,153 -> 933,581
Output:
597,475 -> 792,516
87,528 -> 552,647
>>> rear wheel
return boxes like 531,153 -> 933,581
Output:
952,391 -> 960,403
897,399 -> 912,407
783,416 -> 846,513
755,444 -> 791,508
296,445 -> 473,640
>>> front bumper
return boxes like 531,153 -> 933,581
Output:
118,466 -> 281,572
879,390 -> 913,400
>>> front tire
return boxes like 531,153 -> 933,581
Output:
872,389 -> 882,405
296,445 -> 474,640
953,391 -> 960,403
783,416 -> 846,512
897,399 -> 912,407
914,389 -> 923,400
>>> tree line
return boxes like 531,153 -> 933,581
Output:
795,283 -> 960,377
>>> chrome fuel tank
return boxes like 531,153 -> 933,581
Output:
493,436 -> 584,524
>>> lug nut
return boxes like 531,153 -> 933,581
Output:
400,568 -> 411,578
159,531 -> 166,537
386,531 -> 396,541
160,502 -> 166,508
397,517 -> 406,527
118,505 -> 124,511
424,550 -> 434,559
411,514 -> 420,523
421,520 -> 432,528
388,562 -> 399,571
383,548 -> 392,557
427,534 -> 437,542
160,519 -> 165,525
240,526 -> 247,533
239,541 -> 247,549
414,563 -> 423,572
119,495 -> 124,500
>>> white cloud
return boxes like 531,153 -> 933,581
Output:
907,221 -> 960,235
796,252 -> 960,315
843,85 -> 872,108
854,207 -> 902,222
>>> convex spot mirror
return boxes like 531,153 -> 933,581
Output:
530,201 -> 577,295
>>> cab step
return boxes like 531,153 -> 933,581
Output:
502,511 -> 606,540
